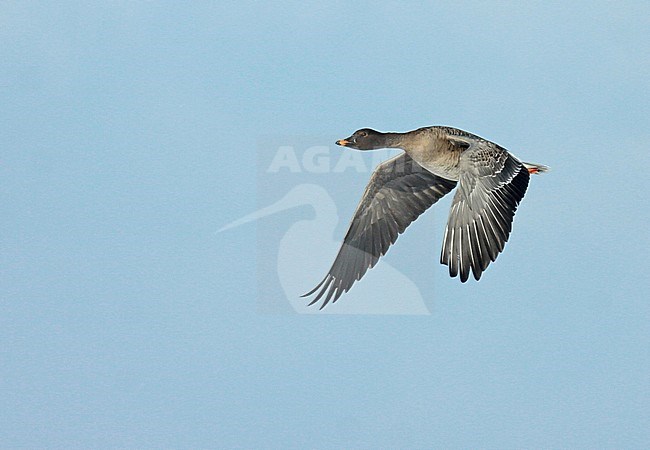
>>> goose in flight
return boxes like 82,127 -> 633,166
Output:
303,126 -> 548,309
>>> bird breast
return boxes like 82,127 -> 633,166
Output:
405,142 -> 462,181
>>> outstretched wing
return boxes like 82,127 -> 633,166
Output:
441,138 -> 530,282
303,153 -> 457,309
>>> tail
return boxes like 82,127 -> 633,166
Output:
522,162 -> 550,175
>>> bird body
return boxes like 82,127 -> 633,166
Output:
395,127 -> 466,180
304,126 -> 548,309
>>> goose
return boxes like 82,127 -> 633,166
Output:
303,126 -> 548,309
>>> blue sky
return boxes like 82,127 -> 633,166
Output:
1,1 -> 649,448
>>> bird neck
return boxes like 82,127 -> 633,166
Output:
381,132 -> 405,149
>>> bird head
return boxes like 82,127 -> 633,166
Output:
336,128 -> 385,150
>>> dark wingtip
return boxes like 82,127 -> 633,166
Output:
332,286 -> 345,304
301,275 -> 328,298
318,282 -> 337,310
307,290 -> 323,307
304,276 -> 335,308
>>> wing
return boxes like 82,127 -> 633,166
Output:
440,138 -> 530,282
303,153 -> 457,309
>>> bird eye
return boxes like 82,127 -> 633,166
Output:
359,131 -> 368,137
